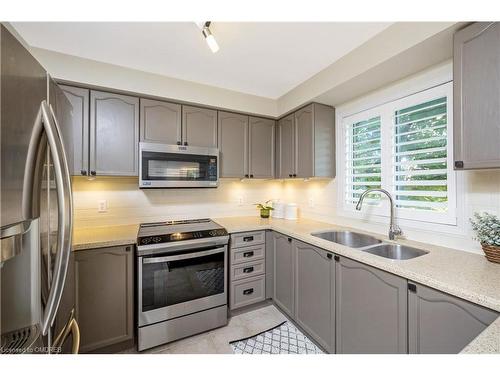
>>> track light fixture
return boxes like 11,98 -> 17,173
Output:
201,21 -> 219,53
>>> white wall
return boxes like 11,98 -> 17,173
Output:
31,47 -> 278,117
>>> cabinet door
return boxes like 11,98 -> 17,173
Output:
75,245 -> 134,353
273,233 -> 294,317
277,114 -> 295,178
218,111 -> 248,178
294,241 -> 335,353
294,104 -> 314,178
335,256 -> 407,354
90,91 -> 139,176
60,85 -> 89,176
249,117 -> 275,178
408,282 -> 498,354
454,22 -> 500,169
140,98 -> 181,144
182,105 -> 217,148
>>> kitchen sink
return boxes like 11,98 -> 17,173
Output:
362,243 -> 428,260
311,230 -> 382,248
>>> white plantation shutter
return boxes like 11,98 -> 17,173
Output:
340,81 -> 456,226
344,114 -> 382,206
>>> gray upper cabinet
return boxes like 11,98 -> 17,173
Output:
90,90 -> 139,176
294,241 -> 335,353
454,22 -> 500,170
408,282 -> 498,354
249,116 -> 275,178
218,111 -> 249,178
60,85 -> 89,176
75,245 -> 134,353
277,103 -> 335,178
182,105 -> 218,148
277,114 -> 295,178
335,256 -> 407,354
273,233 -> 294,317
140,98 -> 181,145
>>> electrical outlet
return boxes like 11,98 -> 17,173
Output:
308,197 -> 315,208
98,200 -> 108,213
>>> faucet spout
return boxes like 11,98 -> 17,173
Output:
355,188 -> 402,240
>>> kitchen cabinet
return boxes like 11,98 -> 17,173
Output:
74,245 -> 134,353
90,90 -> 139,176
276,103 -> 335,178
218,111 -> 275,178
273,233 -> 294,317
335,256 -> 407,354
294,241 -> 335,353
249,116 -> 275,178
218,111 -> 248,178
182,105 -> 218,148
454,22 -> 500,170
408,282 -> 498,354
60,85 -> 89,176
140,98 -> 181,145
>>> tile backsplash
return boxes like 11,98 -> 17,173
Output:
72,170 -> 500,255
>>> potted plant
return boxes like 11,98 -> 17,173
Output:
255,200 -> 274,219
470,212 -> 500,264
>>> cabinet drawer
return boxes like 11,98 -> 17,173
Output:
231,231 -> 265,248
231,259 -> 265,281
231,244 -> 265,265
230,275 -> 265,310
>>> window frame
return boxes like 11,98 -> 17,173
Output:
337,81 -> 457,227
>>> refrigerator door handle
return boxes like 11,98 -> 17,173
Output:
25,100 -> 73,336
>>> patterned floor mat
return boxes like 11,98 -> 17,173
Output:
230,321 -> 324,354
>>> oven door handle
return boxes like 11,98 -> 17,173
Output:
142,246 -> 225,264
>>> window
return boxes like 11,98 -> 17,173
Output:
340,82 -> 456,225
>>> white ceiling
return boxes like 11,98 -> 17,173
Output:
12,22 -> 391,99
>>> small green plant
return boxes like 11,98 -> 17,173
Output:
470,212 -> 500,246
255,200 -> 274,218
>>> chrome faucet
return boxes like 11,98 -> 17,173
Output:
355,188 -> 402,240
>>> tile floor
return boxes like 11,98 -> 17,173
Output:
123,302 -> 287,354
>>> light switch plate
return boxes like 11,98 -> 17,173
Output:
98,200 -> 108,213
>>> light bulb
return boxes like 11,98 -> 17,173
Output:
205,34 -> 219,53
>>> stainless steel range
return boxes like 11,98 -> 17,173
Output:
136,219 -> 229,351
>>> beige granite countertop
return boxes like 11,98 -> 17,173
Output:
72,215 -> 500,353
72,224 -> 138,251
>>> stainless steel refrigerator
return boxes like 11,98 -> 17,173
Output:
0,24 -> 78,354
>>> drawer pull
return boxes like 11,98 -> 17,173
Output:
243,236 -> 254,242
243,288 -> 254,295
243,266 -> 254,273
243,251 -> 254,258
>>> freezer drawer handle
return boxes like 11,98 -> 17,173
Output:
243,251 -> 254,258
243,236 -> 254,242
243,288 -> 254,295
243,266 -> 254,273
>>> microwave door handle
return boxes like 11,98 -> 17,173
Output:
142,246 -> 225,264
39,101 -> 73,336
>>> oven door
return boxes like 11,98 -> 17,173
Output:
139,142 -> 218,188
138,245 -> 227,327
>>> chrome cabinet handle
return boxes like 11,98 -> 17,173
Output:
31,101 -> 73,336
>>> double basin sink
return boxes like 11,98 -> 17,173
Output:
311,231 -> 428,260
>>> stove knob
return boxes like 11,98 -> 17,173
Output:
153,237 -> 161,243
209,231 -> 215,236
141,238 -> 151,245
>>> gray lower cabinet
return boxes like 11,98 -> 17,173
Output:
182,105 -> 218,148
90,90 -> 139,176
218,111 -> 249,178
140,98 -> 181,145
74,245 -> 134,353
335,256 -> 407,354
273,233 -> 294,317
294,241 -> 335,353
276,103 -> 335,178
248,116 -> 275,178
408,282 -> 498,354
454,22 -> 500,170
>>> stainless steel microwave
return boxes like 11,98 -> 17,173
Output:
139,142 -> 219,188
